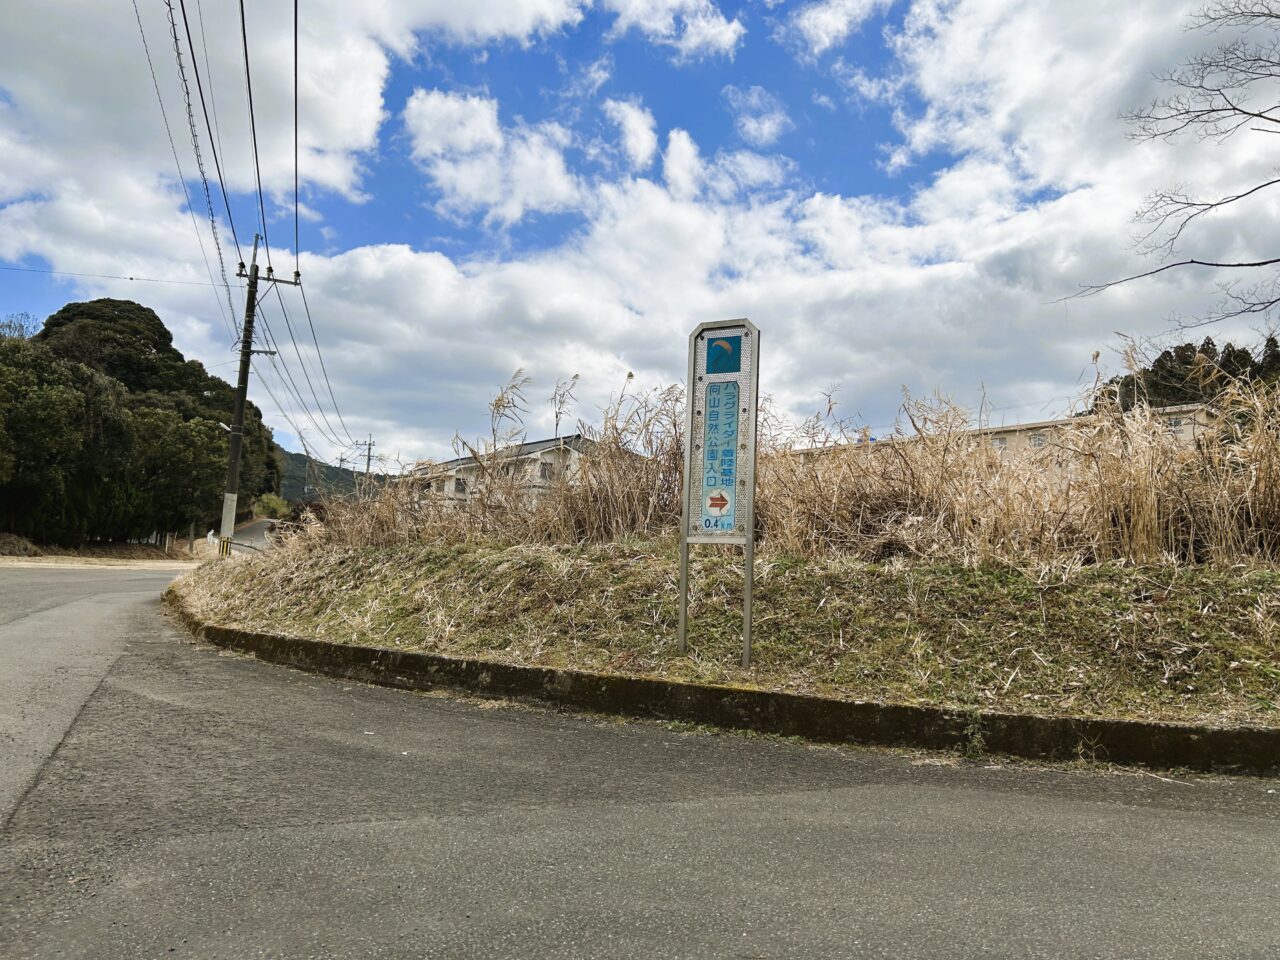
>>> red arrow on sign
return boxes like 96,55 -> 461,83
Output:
708,493 -> 729,510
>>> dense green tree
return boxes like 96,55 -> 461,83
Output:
1107,335 -> 1280,410
278,448 -> 361,501
34,298 -> 279,504
0,338 -> 133,543
127,409 -> 228,533
37,299 -> 191,394
0,298 -> 281,544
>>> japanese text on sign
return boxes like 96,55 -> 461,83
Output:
702,381 -> 739,531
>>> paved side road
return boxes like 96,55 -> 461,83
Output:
0,564 -> 193,820
1,564 -> 1278,960
232,517 -> 274,554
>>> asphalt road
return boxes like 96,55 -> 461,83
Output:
231,518 -> 273,555
1,564 -> 1278,960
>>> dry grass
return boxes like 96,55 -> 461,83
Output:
312,377 -> 1280,568
177,377 -> 1280,726
174,538 -> 1280,725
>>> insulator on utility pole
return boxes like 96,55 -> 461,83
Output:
219,234 -> 261,557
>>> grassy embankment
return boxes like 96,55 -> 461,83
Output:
173,540 -> 1280,726
175,380 -> 1280,727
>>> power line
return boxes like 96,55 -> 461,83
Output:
164,0 -> 235,323
138,0 -> 353,467
293,0 -> 300,277
269,285 -> 344,443
256,298 -> 347,450
287,14 -> 353,446
298,282 -> 355,444
251,355 -> 319,458
192,0 -> 227,186
265,355 -> 347,453
175,0 -> 242,264
128,0 -> 232,338
1,264 -> 224,287
272,283 -> 348,445
238,0 -> 272,269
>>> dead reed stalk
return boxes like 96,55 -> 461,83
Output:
305,378 -> 1280,568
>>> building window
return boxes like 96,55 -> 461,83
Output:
1029,433 -> 1047,449
991,437 -> 1008,451
1167,417 -> 1186,428
434,480 -> 444,493
454,477 -> 467,494
540,461 -> 553,481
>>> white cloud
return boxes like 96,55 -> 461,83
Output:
5,0 -> 1277,464
663,129 -> 703,200
602,98 -> 658,170
602,0 -> 746,59
783,0 -> 895,58
403,89 -> 580,224
404,89 -> 504,158
356,0 -> 590,52
723,85 -> 794,147
879,0 -> 1188,181
831,57 -> 904,105
0,0 -> 594,220
318,2 -> 1280,452
564,55 -> 613,100
704,151 -> 793,200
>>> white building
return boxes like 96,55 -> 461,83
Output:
410,434 -> 594,503
970,402 -> 1214,455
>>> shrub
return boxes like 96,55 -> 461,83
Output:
254,492 -> 290,520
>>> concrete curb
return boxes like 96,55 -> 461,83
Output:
164,590 -> 1280,775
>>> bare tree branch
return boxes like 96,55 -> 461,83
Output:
1067,257 -> 1280,301
1133,177 -> 1280,257
1081,2 -> 1280,322
1193,1 -> 1280,32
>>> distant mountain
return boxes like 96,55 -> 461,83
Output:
279,449 -> 366,502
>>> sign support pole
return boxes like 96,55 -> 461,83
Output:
677,537 -> 690,654
741,535 -> 754,667
676,319 -> 698,655
740,330 -> 759,668
740,345 -> 759,667
676,318 -> 759,667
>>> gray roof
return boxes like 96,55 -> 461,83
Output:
415,434 -> 593,474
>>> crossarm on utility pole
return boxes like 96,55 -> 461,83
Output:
219,234 -> 260,554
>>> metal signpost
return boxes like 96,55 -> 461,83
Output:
677,318 -> 760,667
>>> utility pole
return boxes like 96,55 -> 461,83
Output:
353,435 -> 375,477
217,234 -> 296,556
218,236 -> 260,557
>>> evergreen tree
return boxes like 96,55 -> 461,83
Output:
1102,334 -> 1280,411
34,299 -> 279,504
0,298 -> 279,545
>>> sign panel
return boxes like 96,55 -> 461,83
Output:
677,318 -> 760,665
683,320 -> 759,545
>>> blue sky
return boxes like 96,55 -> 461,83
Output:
322,2 -> 923,258
1,0 -> 1270,465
